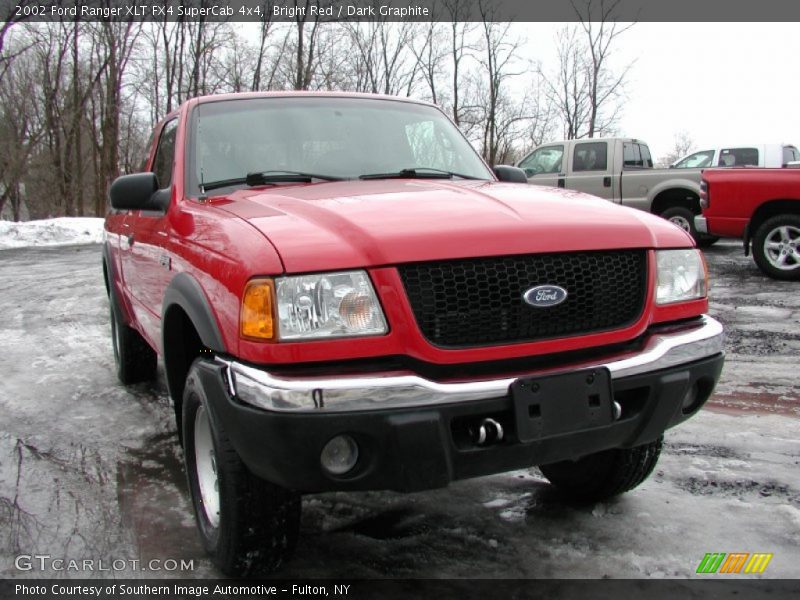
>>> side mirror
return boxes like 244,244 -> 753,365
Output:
494,165 -> 528,183
109,173 -> 168,211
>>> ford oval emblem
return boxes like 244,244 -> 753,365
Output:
523,285 -> 568,308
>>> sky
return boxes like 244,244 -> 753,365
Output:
519,22 -> 798,160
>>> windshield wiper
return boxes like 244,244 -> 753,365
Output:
358,167 -> 483,180
199,177 -> 248,192
246,170 -> 345,185
201,170 -> 344,192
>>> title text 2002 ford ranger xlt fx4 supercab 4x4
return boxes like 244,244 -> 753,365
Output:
103,92 -> 724,576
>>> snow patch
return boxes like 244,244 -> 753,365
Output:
483,498 -> 512,508
499,507 -> 527,522
0,217 -> 105,249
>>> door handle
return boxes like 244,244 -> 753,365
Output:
603,176 -> 612,187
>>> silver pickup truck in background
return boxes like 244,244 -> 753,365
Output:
516,138 -> 715,245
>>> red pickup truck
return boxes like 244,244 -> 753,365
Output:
104,92 -> 724,576
696,168 -> 800,280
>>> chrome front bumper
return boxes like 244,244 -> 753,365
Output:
695,216 -> 708,234
218,315 -> 724,413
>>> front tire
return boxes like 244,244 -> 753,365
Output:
752,214 -> 800,280
182,361 -> 301,576
539,436 -> 663,502
660,206 -> 718,247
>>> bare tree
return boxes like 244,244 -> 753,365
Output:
286,0 -> 323,90
0,49 -> 42,220
408,21 -> 445,105
311,26 -> 354,91
89,21 -> 141,215
521,74 -> 557,155
544,26 -> 591,140
135,20 -> 178,122
3,18 -> 623,220
343,19 -> 420,96
221,29 -> 255,93
474,0 -> 526,165
572,0 -> 635,137
656,131 -> 695,167
0,0 -> 35,82
251,2 -> 278,90
71,20 -> 85,215
441,0 -> 476,126
35,23 -> 77,215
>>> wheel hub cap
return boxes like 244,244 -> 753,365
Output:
670,216 -> 691,232
194,406 -> 220,527
764,225 -> 800,271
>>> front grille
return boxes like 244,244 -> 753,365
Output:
398,250 -> 647,348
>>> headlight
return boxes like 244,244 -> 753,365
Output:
274,270 -> 387,340
656,249 -> 708,305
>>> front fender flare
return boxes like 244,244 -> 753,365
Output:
161,272 -> 227,353
648,178 -> 702,209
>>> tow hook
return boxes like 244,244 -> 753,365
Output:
473,418 -> 504,446
613,400 -> 622,420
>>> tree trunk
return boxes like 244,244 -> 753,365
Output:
72,21 -> 84,216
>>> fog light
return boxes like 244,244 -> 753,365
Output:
681,383 -> 700,414
320,435 -> 359,475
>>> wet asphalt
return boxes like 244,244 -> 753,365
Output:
0,241 -> 797,579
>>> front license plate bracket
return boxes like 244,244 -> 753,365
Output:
510,368 -> 613,443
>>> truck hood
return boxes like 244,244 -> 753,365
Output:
214,179 -> 691,273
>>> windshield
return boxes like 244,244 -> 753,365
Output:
189,96 -> 492,192
673,150 -> 714,169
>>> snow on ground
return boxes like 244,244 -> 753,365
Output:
0,217 -> 104,249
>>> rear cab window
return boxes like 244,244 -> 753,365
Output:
623,142 -> 653,169
718,147 -> 759,167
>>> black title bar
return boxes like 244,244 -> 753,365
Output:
3,0 -> 800,22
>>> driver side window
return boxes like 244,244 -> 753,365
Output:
153,119 -> 178,189
519,145 -> 564,176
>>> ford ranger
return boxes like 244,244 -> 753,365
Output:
697,168 -> 800,280
103,93 -> 724,576
516,137 -> 717,245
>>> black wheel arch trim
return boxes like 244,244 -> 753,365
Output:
743,222 -> 751,256
162,272 -> 227,353
102,241 -> 134,325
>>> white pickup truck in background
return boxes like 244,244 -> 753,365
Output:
671,143 -> 800,169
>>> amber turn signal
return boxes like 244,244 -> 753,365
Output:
241,279 -> 275,340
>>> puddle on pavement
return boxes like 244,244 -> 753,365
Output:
333,506 -> 425,540
116,431 -> 207,566
0,433 -> 133,576
707,386 -> 800,417
0,429 -> 210,577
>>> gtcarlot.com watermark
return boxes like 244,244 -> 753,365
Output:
15,554 -> 194,573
